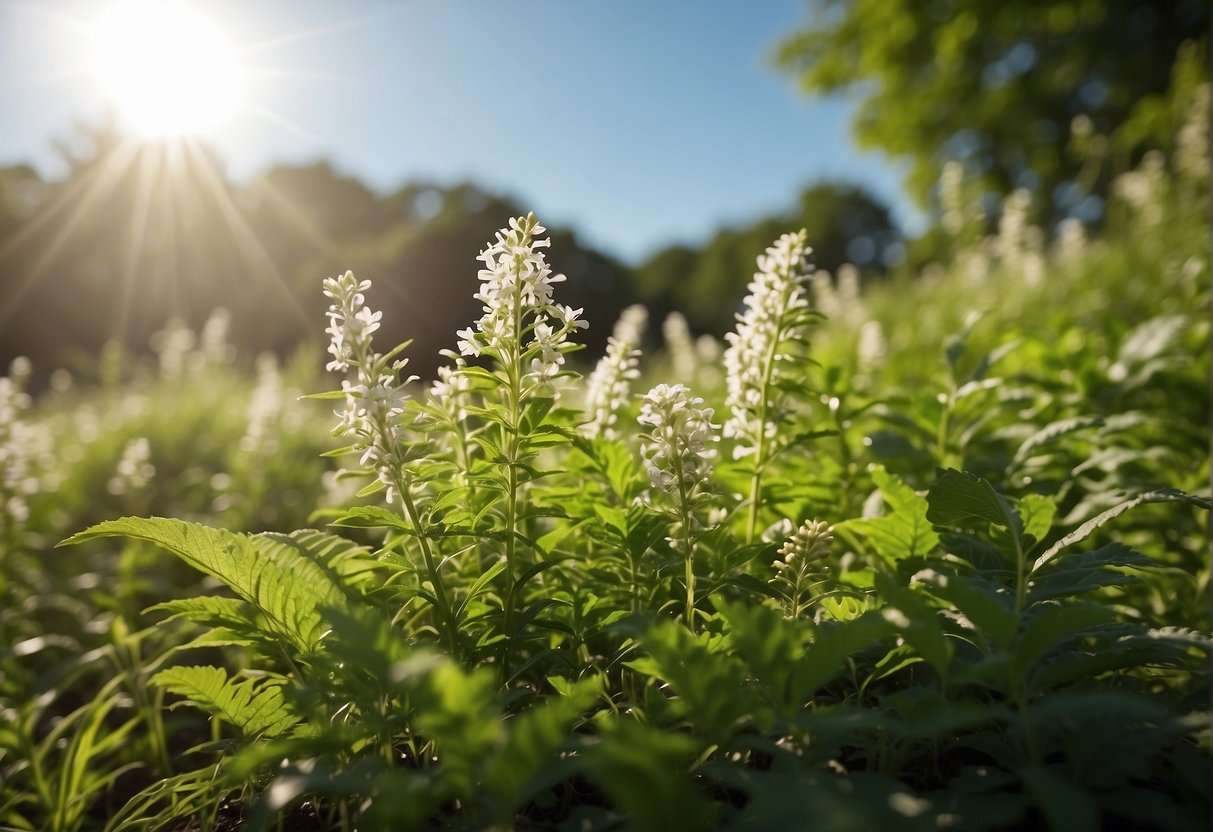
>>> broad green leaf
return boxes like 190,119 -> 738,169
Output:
1016,494 -> 1056,549
1014,602 -> 1116,673
875,575 -> 952,682
481,677 -> 601,813
581,717 -> 710,832
914,570 -> 1016,650
790,611 -> 895,702
1027,542 -> 1152,602
835,466 -> 938,564
926,469 -> 1022,535
633,621 -> 754,744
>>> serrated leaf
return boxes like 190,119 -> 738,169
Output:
1012,416 -> 1104,465
914,570 -> 1017,650
834,466 -> 938,563
926,469 -> 1022,535
63,517 -> 351,653
152,666 -> 298,738
1034,488 -> 1213,568
1014,602 -> 1116,673
1016,494 -> 1056,549
1027,542 -> 1151,602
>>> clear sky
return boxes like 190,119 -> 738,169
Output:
0,0 -> 920,263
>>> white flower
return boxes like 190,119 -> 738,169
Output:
107,437 -> 154,496
429,351 -> 472,421
457,213 -> 586,395
583,305 -> 647,439
662,312 -> 697,380
0,365 -> 36,537
323,271 -> 416,501
638,383 -> 718,496
722,230 -> 813,459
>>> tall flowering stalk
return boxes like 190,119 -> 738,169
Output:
323,270 -> 458,648
722,230 -> 817,543
638,383 -> 719,631
583,304 -> 647,439
455,214 -> 586,658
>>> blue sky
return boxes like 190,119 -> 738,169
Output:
0,0 -> 920,262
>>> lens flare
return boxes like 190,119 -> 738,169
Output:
91,0 -> 243,138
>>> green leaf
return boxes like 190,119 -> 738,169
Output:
152,666 -> 298,738
790,611 -> 895,701
926,469 -> 1022,535
1017,494 -> 1056,550
1014,602 -> 1116,673
1019,765 -> 1098,832
835,466 -> 938,564
1011,416 -> 1104,465
914,570 -> 1016,651
330,505 -> 413,533
63,517 -> 351,653
1034,488 -> 1213,568
1027,542 -> 1151,603
481,678 -> 601,813
875,575 -> 952,681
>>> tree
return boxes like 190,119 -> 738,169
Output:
635,182 -> 900,335
774,0 -> 1208,222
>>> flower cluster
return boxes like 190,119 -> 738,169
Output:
774,519 -> 833,573
637,383 -> 719,498
429,350 -> 472,422
240,354 -> 283,455
583,304 -> 647,439
456,213 -> 586,393
722,230 -> 814,459
772,519 -> 834,619
107,437 -> 155,496
323,270 -> 415,501
0,358 -> 36,537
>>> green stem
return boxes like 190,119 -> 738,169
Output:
396,477 -> 459,657
501,262 -> 526,680
1012,533 -> 1027,616
671,441 -> 698,633
744,280 -> 796,544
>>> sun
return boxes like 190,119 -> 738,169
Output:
91,1 -> 244,139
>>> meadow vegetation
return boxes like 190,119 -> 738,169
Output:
1,63 -> 1210,832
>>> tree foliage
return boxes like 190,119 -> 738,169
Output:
775,0 -> 1208,219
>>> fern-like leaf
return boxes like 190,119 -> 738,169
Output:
152,666 -> 298,738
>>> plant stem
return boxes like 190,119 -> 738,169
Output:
671,441 -> 698,632
501,259 -> 526,680
395,475 -> 459,656
744,283 -> 795,544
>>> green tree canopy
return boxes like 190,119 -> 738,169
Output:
775,0 -> 1208,222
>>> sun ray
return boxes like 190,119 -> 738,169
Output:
110,141 -> 162,346
240,7 -> 403,56
0,135 -> 143,326
241,102 -> 323,143
179,137 -> 313,335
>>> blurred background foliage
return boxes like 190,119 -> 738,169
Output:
775,0 -> 1208,225
0,1 -> 1206,379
